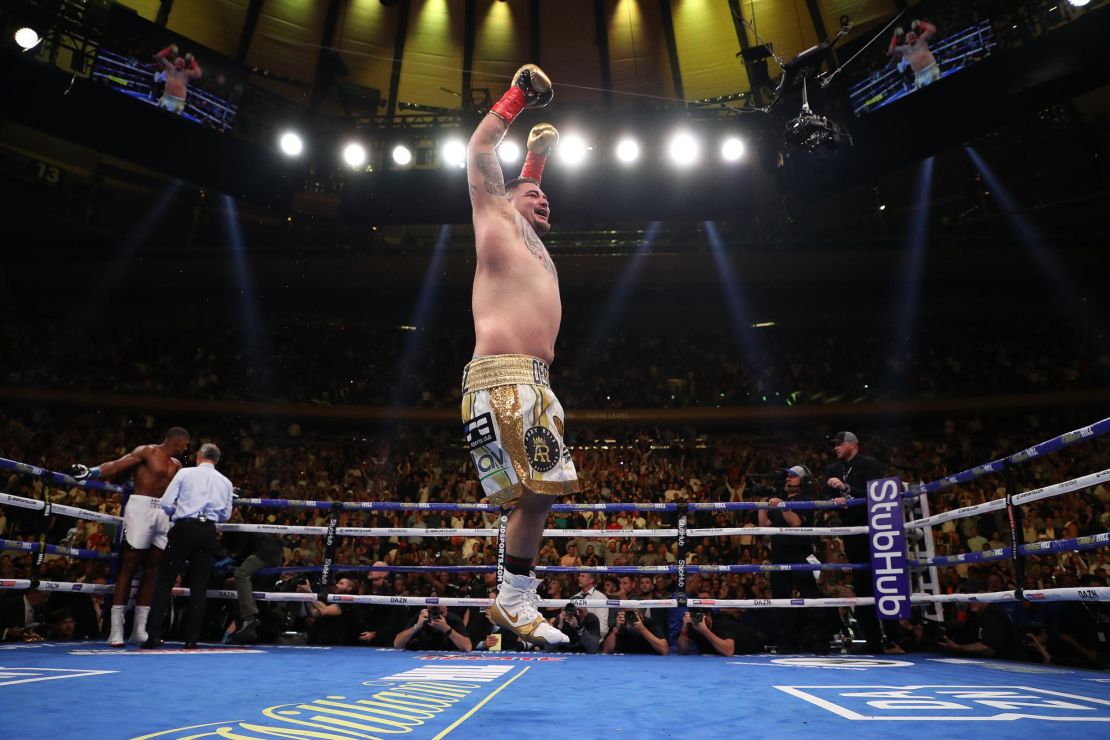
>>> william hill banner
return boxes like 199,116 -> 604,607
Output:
866,477 -> 912,620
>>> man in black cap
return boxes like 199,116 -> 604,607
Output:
823,431 -> 886,652
759,465 -> 831,652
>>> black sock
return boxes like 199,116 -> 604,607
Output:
503,554 -> 533,576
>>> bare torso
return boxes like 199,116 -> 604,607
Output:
897,40 -> 936,72
164,68 -> 191,98
472,210 -> 562,364
131,445 -> 182,496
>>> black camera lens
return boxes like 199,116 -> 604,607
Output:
625,611 -> 639,624
691,610 -> 705,622
563,603 -> 577,615
428,606 -> 441,620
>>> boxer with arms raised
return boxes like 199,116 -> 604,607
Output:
461,64 -> 578,645
153,44 -> 201,114
69,427 -> 190,645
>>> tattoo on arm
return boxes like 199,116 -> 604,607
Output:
475,153 -> 505,196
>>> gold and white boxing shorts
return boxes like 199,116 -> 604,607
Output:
461,354 -> 580,508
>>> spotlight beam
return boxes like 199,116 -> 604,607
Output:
966,146 -> 1102,337
705,221 -> 764,382
884,156 -> 934,397
575,221 -> 662,373
222,194 -> 273,396
393,224 -> 452,404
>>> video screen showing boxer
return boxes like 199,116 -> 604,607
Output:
849,17 -> 997,116
90,4 -> 246,132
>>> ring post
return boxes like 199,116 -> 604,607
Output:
317,503 -> 340,602
1003,463 -> 1027,600
675,502 -> 689,608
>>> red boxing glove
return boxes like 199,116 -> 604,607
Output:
521,123 -> 559,183
491,64 -> 553,127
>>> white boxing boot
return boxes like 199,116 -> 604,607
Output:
489,571 -> 568,646
108,605 -> 126,647
129,605 -> 150,644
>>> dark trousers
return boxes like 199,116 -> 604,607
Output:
147,518 -> 217,643
770,558 -> 822,646
844,535 -> 884,649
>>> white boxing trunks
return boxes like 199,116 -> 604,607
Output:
158,92 -> 186,113
461,354 -> 580,508
914,62 -> 940,88
122,495 -> 172,549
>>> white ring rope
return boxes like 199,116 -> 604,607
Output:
905,469 -> 1110,530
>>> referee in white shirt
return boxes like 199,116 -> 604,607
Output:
142,443 -> 234,649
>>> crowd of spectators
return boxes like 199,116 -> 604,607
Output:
1,405 -> 1107,665
2,315 -> 1104,409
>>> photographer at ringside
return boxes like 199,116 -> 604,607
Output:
548,602 -> 601,654
823,431 -> 886,652
678,592 -> 763,657
602,608 -> 668,655
394,606 -> 472,651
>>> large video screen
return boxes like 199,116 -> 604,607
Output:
90,5 -> 246,132
849,17 -> 997,116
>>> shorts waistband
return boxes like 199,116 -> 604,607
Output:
462,354 -> 550,394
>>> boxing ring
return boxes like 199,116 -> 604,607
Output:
1,417 -> 1108,738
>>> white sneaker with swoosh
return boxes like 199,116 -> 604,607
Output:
490,571 -> 569,646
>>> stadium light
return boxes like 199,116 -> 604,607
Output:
497,140 -> 521,164
558,134 -> 589,167
392,145 -> 413,166
615,138 -> 640,164
721,137 -> 746,162
668,131 -> 700,167
343,142 -> 367,169
14,27 -> 41,51
278,131 -> 304,157
1067,0 -> 1090,7
441,139 -> 466,168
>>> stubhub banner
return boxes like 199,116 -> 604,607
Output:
867,477 -> 912,620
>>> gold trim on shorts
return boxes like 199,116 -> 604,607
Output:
462,354 -> 550,395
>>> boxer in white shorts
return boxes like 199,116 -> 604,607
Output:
69,426 -> 191,646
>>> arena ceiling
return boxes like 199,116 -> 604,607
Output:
118,0 -> 904,116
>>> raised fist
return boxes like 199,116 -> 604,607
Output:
170,44 -> 179,54
894,27 -> 904,37
526,123 -> 559,157
911,20 -> 921,32
185,53 -> 194,62
511,64 -> 553,110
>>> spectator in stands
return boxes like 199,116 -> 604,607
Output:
571,572 -> 609,638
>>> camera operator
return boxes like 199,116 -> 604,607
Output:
757,465 -> 835,653
394,606 -> 472,651
549,602 -> 601,654
602,609 -> 668,655
297,576 -> 361,645
678,593 -> 763,657
823,431 -> 886,652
